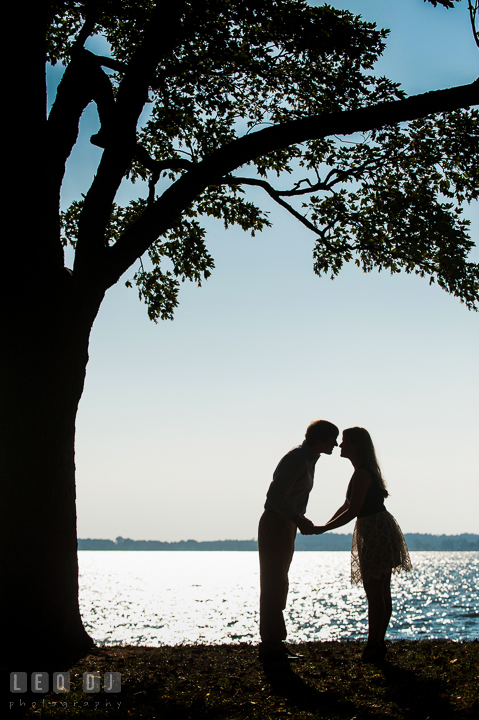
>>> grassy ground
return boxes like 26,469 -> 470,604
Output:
12,640 -> 479,719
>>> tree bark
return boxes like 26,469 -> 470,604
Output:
0,273 -> 103,670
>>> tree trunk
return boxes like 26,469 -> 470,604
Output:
0,274 -> 103,671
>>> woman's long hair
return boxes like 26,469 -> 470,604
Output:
343,427 -> 388,498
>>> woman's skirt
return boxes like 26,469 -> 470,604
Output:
351,510 -> 412,585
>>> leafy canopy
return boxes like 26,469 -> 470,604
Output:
49,0 -> 479,319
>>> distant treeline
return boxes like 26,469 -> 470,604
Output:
78,533 -> 479,552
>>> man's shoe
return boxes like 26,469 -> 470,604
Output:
361,643 -> 385,663
258,648 -> 304,662
258,643 -> 303,662
283,645 -> 304,660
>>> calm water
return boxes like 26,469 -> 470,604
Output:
78,551 -> 479,646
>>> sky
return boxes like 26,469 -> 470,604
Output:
49,0 -> 479,542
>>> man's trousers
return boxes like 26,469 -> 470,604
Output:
258,510 -> 297,649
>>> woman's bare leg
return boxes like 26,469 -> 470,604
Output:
363,571 -> 392,646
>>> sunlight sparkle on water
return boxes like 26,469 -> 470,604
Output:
78,551 -> 479,646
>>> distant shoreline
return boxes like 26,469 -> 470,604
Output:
78,533 -> 479,551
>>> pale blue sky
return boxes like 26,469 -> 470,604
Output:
49,0 -> 478,541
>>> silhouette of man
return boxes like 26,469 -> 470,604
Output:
258,419 -> 339,660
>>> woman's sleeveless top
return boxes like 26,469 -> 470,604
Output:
346,466 -> 386,518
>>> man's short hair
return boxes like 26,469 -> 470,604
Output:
305,419 -> 339,445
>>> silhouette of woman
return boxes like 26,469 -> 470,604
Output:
313,427 -> 412,662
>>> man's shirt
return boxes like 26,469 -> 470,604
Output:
264,440 -> 318,518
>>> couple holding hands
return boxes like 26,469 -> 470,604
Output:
258,419 -> 412,663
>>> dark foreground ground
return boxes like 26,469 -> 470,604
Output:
9,640 -> 479,719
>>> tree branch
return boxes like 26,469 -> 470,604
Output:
220,175 -> 355,254
206,79 -> 479,174
132,146 -> 194,205
70,6 -> 97,55
469,1 -> 479,49
47,49 -> 116,197
73,0 -> 188,279
223,175 -> 326,236
222,157 -> 379,198
103,78 -> 478,287
225,175 -> 343,245
96,56 -> 128,73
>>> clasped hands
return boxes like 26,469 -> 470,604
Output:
302,524 -> 325,535
296,516 -> 326,535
